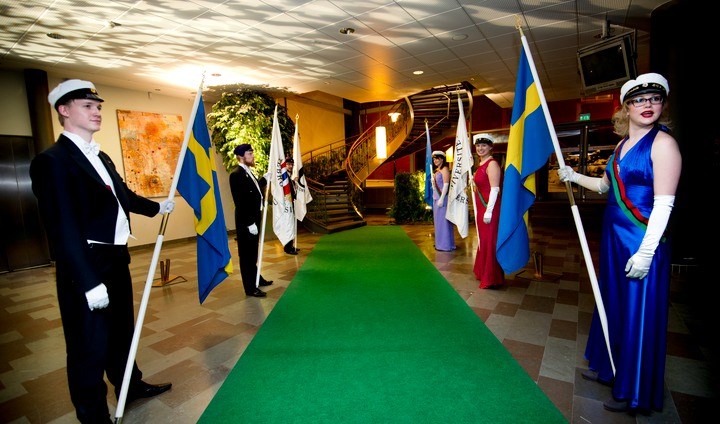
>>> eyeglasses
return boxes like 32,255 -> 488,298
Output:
627,95 -> 664,107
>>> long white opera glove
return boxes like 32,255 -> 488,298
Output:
437,182 -> 449,207
248,223 -> 258,235
557,166 -> 609,194
483,186 -> 499,224
85,283 -> 109,310
158,199 -> 175,214
625,195 -> 675,279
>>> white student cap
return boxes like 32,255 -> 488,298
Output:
48,79 -> 104,110
620,73 -> 669,103
431,150 -> 445,158
473,133 -> 495,145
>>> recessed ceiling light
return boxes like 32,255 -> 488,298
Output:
452,34 -> 468,41
46,33 -> 64,39
413,70 -> 424,75
339,27 -> 355,35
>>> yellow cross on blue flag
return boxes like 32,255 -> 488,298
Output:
177,96 -> 233,304
496,38 -> 555,274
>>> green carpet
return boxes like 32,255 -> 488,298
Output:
199,226 -> 567,423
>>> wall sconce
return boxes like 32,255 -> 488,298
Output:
388,112 -> 401,123
375,126 -> 387,159
445,146 -> 454,163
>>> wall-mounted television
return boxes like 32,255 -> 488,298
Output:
577,33 -> 637,96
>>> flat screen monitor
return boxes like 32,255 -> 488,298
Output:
578,33 -> 636,96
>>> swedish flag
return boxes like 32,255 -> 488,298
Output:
496,42 -> 554,274
177,97 -> 233,303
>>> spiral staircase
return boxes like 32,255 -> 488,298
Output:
300,82 -> 474,234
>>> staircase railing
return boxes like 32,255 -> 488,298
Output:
345,99 -> 412,190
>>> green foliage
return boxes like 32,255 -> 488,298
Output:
207,89 -> 295,174
389,171 -> 432,223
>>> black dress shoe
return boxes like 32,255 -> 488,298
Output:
259,279 -> 273,286
247,288 -> 266,297
581,369 -> 613,387
125,380 -> 172,405
284,249 -> 298,255
603,397 -> 628,412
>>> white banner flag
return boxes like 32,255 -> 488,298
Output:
268,105 -> 295,245
445,96 -> 472,238
292,116 -> 313,221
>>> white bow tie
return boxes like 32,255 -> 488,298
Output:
82,141 -> 100,156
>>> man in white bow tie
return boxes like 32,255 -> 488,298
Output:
30,79 -> 174,423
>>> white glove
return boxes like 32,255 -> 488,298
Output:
557,166 -> 609,194
483,186 -> 499,224
248,223 -> 258,235
624,195 -> 674,279
437,182 -> 449,207
158,199 -> 175,214
85,283 -> 109,310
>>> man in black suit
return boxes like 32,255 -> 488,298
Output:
30,79 -> 173,423
229,143 -> 273,297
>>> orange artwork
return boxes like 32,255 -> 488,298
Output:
116,110 -> 184,197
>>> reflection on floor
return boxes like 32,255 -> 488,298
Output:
0,212 -> 716,423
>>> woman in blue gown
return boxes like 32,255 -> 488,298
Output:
431,150 -> 456,251
558,73 -> 681,414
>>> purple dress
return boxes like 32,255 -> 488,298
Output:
433,171 -> 455,251
585,126 -> 670,412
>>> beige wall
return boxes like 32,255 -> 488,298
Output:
0,70 -> 33,136
284,90 -> 346,155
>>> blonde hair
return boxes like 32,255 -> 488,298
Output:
612,101 -> 672,137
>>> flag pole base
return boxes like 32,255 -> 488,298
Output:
514,251 -> 561,282
152,259 -> 187,287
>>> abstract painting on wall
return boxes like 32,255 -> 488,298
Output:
116,110 -> 184,198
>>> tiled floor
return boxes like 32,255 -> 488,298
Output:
0,211 -> 716,423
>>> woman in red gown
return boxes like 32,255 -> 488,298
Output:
472,134 -> 505,288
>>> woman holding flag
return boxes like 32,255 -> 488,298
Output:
471,133 -> 505,289
431,150 -> 455,251
558,73 -> 680,415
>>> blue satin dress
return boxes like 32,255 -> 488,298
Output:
584,125 -> 670,412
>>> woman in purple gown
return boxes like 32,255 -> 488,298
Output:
431,150 -> 455,251
558,73 -> 681,414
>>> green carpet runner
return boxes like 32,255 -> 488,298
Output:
199,226 -> 566,423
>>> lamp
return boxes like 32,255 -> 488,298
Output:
388,112 -> 401,122
445,146 -> 454,163
375,126 -> 387,159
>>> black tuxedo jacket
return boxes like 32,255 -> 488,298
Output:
30,135 -> 160,294
229,165 -> 267,230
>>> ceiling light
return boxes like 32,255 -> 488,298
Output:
413,70 -> 424,75
46,33 -> 64,39
339,27 -> 355,35
452,34 -> 468,41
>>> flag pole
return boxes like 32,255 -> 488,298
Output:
460,95 -> 481,244
516,22 -> 615,375
292,114 -> 299,251
114,77 -> 205,423
256,183 -> 270,288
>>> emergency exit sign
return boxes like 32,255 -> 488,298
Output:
579,113 -> 591,121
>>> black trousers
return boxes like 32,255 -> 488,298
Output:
236,228 -> 262,294
57,243 -> 142,423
